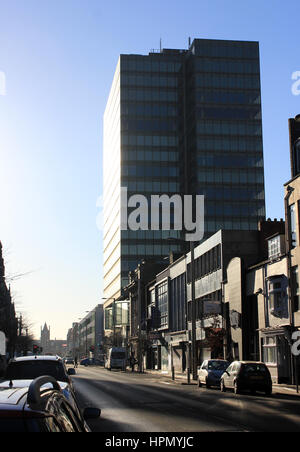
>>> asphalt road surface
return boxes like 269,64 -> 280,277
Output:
73,366 -> 300,433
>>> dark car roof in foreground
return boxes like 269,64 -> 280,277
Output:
0,386 -> 28,407
237,361 -> 267,365
9,355 -> 62,363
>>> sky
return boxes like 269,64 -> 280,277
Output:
0,0 -> 299,339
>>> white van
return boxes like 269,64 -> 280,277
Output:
105,347 -> 126,371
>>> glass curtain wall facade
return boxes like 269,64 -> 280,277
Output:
103,39 -> 265,301
186,40 -> 265,236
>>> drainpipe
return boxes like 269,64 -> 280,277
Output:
284,186 -> 295,385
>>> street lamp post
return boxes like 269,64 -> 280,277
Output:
190,241 -> 197,381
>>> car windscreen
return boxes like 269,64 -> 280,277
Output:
5,361 -> 68,382
111,352 -> 125,359
207,361 -> 229,371
241,364 -> 269,375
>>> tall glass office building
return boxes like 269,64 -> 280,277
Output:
103,38 -> 265,301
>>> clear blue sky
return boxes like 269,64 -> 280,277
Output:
0,0 -> 299,339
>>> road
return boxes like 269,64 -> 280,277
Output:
73,366 -> 300,433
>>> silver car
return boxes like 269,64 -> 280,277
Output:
4,355 -> 77,407
198,359 -> 229,388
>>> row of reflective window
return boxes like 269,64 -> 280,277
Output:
122,58 -> 182,73
205,201 -> 265,217
124,180 -> 180,192
122,74 -> 178,88
197,120 -> 262,136
195,59 -> 259,74
122,244 -> 182,257
122,118 -> 178,132
204,219 -> 260,232
197,153 -> 263,168
192,41 -> 259,59
122,230 -> 181,240
196,106 -> 261,121
122,107 -> 261,122
197,136 -> 262,152
121,258 -> 167,274
196,89 -> 260,105
122,88 -> 178,102
121,87 -> 260,105
196,73 -> 260,90
122,134 -> 178,147
122,149 -> 179,162
197,169 -> 264,184
122,102 -> 178,117
200,186 -> 265,201
122,165 -> 179,178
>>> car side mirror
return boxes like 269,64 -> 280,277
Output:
67,368 -> 76,376
83,407 -> 101,420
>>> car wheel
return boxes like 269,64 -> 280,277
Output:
234,381 -> 240,395
198,378 -> 202,388
220,379 -> 226,392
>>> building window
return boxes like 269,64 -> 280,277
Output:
115,302 -> 129,326
290,203 -> 297,248
291,266 -> 300,312
262,337 -> 277,364
157,281 -> 168,328
268,235 -> 282,260
268,277 -> 288,318
105,307 -> 113,330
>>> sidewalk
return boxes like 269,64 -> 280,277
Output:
143,368 -> 300,397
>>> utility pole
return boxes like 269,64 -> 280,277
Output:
191,241 -> 197,381
137,267 -> 143,373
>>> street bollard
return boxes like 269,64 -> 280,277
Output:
187,367 -> 190,384
172,366 -> 175,381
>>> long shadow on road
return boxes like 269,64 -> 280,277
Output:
73,370 -> 300,432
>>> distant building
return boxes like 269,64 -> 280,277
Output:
77,305 -> 104,360
40,323 -> 50,353
40,323 -> 67,357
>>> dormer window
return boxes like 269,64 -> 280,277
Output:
268,235 -> 284,261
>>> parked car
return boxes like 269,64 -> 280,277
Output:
220,361 -> 272,395
0,375 -> 100,432
80,358 -> 91,366
197,359 -> 229,388
65,358 -> 75,366
4,356 -> 77,407
105,347 -> 126,371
